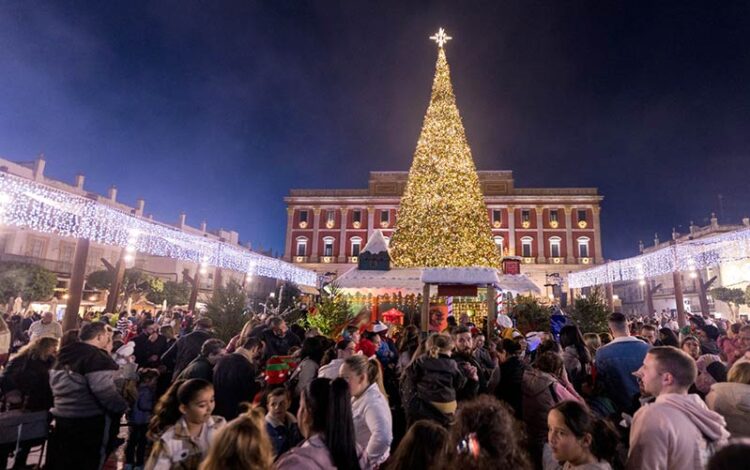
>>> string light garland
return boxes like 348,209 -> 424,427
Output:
0,172 -> 318,287
569,227 -> 750,288
389,29 -> 501,268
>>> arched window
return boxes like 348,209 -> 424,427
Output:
323,236 -> 335,257
577,236 -> 590,258
521,236 -> 533,258
295,237 -> 308,257
350,236 -> 362,257
549,236 -> 562,258
493,236 -> 504,253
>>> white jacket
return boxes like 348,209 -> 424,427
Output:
351,383 -> 392,468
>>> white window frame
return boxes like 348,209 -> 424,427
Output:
577,236 -> 590,258
521,209 -> 530,223
350,237 -> 362,257
549,236 -> 562,258
493,235 -> 504,250
296,237 -> 308,257
521,236 -> 533,258
326,210 -> 335,224
323,236 -> 335,257
549,209 -> 559,223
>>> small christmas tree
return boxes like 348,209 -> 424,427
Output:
389,29 -> 500,268
308,284 -> 354,337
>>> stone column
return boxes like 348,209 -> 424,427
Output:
338,207 -> 348,262
284,207 -> 294,261
535,206 -> 546,263
593,206 -> 604,264
63,238 -> 89,332
367,206 -> 375,238
507,205 -> 516,256
564,206 -> 575,264
311,208 -> 321,261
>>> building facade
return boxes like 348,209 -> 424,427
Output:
284,170 -> 604,294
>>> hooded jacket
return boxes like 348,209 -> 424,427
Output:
627,393 -> 730,470
706,381 -> 750,438
412,353 -> 466,405
49,341 -> 128,418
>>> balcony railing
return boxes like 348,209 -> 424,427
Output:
0,253 -> 73,274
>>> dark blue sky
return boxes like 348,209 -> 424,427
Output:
2,1 -> 749,259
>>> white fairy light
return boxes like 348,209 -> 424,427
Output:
570,226 -> 750,288
0,172 -> 318,287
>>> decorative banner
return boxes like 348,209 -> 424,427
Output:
0,172 -> 318,287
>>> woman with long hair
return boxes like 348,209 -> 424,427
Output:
547,400 -> 619,469
341,354 -> 393,466
276,378 -> 367,470
396,325 -> 420,376
658,327 -> 680,348
559,325 -> 592,393
226,320 -> 256,353
384,419 -> 448,470
199,408 -> 274,470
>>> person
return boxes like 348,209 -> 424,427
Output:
225,320 -> 256,353
698,324 -> 722,356
383,419 -> 448,470
124,368 -> 160,470
443,395 -> 531,469
0,316 -> 11,367
264,387 -> 302,458
290,336 -> 327,399
560,325 -> 592,393
706,361 -> 750,438
729,324 -> 750,366
395,325 -> 420,376
116,311 -> 131,335
212,336 -> 263,420
410,333 -> 466,424
341,354 -> 393,467
694,354 -> 727,397
48,321 -> 129,470
27,311 -> 62,342
318,339 -> 357,380
0,336 -> 58,469
178,339 -> 227,382
546,400 -> 619,470
261,317 -> 301,361
472,333 -> 497,387
594,313 -> 650,415
718,323 -> 741,363
451,326 -> 482,400
147,378 -> 226,469
658,327 -> 680,348
495,338 -> 525,418
161,317 -> 215,379
133,319 -> 169,369
681,335 -> 701,360
199,408 -> 274,470
628,346 -> 730,470
583,333 -> 601,360
275,378 -> 368,470
707,442 -> 750,470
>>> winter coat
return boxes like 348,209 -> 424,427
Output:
627,393 -> 730,470
496,355 -> 525,418
292,358 -> 320,397
262,329 -> 301,361
130,384 -> 156,425
275,434 -> 369,470
133,333 -> 169,368
451,351 -> 482,401
161,329 -> 213,378
317,358 -> 345,380
265,412 -> 302,457
706,382 -> 750,438
594,336 -> 650,415
562,346 -> 589,392
177,355 -> 214,383
1,354 -> 54,411
700,339 -> 721,356
146,415 -> 226,470
49,341 -> 128,418
473,346 -> 497,384
212,352 -> 259,420
351,383 -> 392,467
412,354 -> 466,405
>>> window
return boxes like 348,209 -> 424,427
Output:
521,236 -> 533,258
493,236 -> 504,254
549,236 -> 562,258
323,237 -> 335,257
492,209 -> 502,224
25,237 -> 46,258
351,237 -> 362,257
549,210 -> 559,224
380,210 -> 390,224
577,209 -> 587,222
326,210 -> 335,224
521,209 -> 530,223
296,238 -> 307,257
577,237 -> 590,258
59,242 -> 75,263
353,210 -> 362,224
299,210 -> 308,224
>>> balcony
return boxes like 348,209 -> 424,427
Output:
579,257 -> 591,265
522,257 -> 535,264
294,256 -> 309,263
0,253 -> 72,275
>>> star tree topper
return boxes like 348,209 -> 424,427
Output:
430,27 -> 452,48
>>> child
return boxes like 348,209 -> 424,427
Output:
264,388 -> 302,458
125,368 -> 159,470
146,379 -> 226,470
200,408 -> 275,470
412,333 -> 466,417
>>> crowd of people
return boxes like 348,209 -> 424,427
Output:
0,306 -> 748,470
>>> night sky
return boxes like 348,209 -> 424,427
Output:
2,1 -> 749,260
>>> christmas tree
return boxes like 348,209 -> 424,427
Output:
390,29 -> 501,268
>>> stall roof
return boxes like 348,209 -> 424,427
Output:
421,267 -> 500,285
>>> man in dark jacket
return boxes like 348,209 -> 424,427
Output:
178,338 -> 227,382
495,338 -> 525,418
451,326 -> 483,401
48,321 -> 128,470
132,319 -> 169,368
213,337 -> 263,420
161,317 -> 214,378
262,317 -> 301,361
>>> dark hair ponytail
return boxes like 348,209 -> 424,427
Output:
552,400 -> 618,463
304,378 -> 360,470
148,378 -> 213,440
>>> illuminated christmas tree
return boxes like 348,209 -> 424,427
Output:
390,29 -> 500,268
